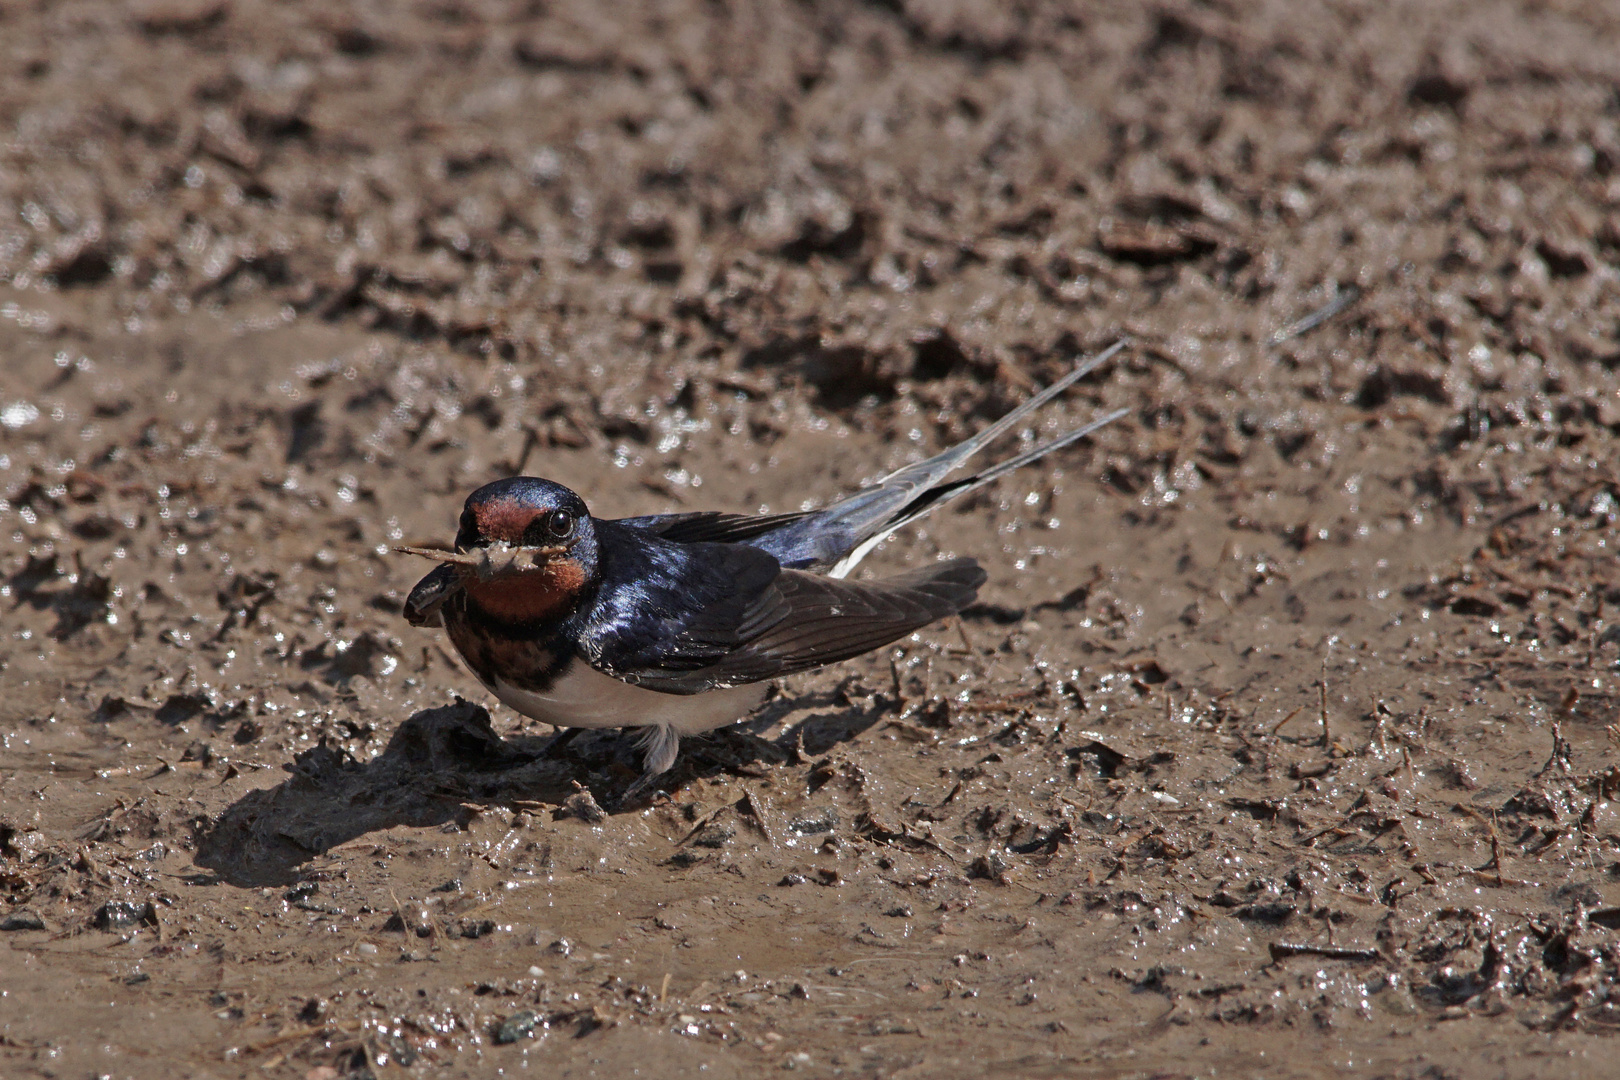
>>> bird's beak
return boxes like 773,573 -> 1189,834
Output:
394,543 -> 567,581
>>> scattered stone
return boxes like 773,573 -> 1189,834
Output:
787,809 -> 838,834
91,900 -> 155,931
690,823 -> 735,849
494,1010 -> 539,1044
558,788 -> 606,823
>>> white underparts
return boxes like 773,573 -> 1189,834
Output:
828,526 -> 901,579
482,661 -> 767,775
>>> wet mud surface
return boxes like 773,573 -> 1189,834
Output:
5,1 -> 1620,1076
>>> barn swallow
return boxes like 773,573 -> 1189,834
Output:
400,341 -> 1128,800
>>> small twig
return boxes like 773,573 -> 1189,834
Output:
395,544 -> 477,565
1268,285 -> 1361,346
387,888 -> 407,938
1371,702 -> 1390,755
393,543 -> 564,579
1325,887 -> 1381,908
1459,868 -> 1538,887
1267,942 -> 1380,963
908,824 -> 964,864
740,786 -> 776,845
510,424 -> 542,475
1270,705 -> 1305,735
1319,648 -> 1332,748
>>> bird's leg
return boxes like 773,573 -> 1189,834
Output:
617,724 -> 680,805
638,724 -> 681,775
543,726 -> 583,758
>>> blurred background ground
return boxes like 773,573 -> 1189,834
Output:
4,0 -> 1620,1076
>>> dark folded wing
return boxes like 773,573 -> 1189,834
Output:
590,558 -> 985,694
617,510 -> 812,545
576,525 -> 788,676
617,509 -> 857,571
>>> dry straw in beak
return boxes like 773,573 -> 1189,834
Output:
393,543 -> 562,580
394,545 -> 483,566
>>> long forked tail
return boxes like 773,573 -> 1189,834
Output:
824,339 -> 1130,578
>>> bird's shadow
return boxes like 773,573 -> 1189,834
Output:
192,690 -> 889,887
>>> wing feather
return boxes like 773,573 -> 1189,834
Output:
617,510 -> 811,544
598,558 -> 985,693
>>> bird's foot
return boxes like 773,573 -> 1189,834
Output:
543,726 -> 583,758
612,725 -> 681,810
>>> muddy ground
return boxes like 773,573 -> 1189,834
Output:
4,0 -> 1620,1076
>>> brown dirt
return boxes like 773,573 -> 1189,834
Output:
5,0 -> 1620,1076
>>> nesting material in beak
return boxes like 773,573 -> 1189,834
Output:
394,543 -> 565,581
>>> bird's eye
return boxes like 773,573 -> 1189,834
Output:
545,509 -> 575,539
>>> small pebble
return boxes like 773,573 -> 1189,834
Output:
494,1010 -> 539,1044
91,900 -> 154,931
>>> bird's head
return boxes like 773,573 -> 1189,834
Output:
455,476 -> 596,564
401,477 -> 600,627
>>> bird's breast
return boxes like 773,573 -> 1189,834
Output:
444,614 -> 571,693
443,603 -> 767,734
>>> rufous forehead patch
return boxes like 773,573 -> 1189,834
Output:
472,497 -> 541,544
